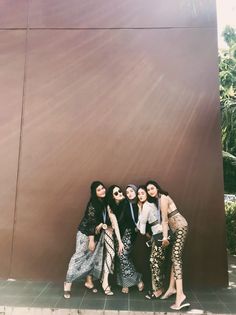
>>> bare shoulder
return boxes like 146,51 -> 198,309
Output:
166,195 -> 177,209
160,194 -> 169,204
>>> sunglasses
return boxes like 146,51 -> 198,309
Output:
113,189 -> 122,196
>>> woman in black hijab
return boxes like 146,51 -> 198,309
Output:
63,181 -> 106,298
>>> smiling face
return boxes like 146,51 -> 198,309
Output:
96,185 -> 106,198
126,187 -> 136,201
146,184 -> 158,198
137,188 -> 147,203
113,186 -> 124,202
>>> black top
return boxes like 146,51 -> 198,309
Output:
111,199 -> 126,238
78,201 -> 104,236
112,199 -> 139,238
123,199 -> 139,231
103,207 -> 112,227
123,200 -> 152,237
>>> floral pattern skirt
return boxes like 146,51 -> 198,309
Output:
65,230 -> 104,283
116,228 -> 142,288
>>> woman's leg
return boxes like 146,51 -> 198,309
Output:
85,275 -> 94,288
64,231 -> 93,297
160,265 -> 176,299
63,282 -> 72,299
64,231 -> 84,298
149,243 -> 166,297
102,229 -> 115,294
170,227 -> 188,308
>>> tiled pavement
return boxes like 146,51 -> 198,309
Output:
0,255 -> 235,314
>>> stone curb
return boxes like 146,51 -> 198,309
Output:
0,306 -> 226,315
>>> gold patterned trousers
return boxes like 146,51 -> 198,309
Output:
150,243 -> 166,291
171,226 -> 188,280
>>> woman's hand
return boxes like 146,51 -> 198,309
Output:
88,239 -> 96,252
162,238 -> 170,248
95,223 -> 103,235
145,233 -> 151,240
118,241 -> 124,255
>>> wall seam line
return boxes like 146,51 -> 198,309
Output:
8,0 -> 31,278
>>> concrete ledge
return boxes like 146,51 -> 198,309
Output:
0,306 -> 219,315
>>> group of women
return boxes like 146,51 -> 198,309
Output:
63,180 -> 190,310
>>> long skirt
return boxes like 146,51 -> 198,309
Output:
116,228 -> 142,288
65,230 -> 104,283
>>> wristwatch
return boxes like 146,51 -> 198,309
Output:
102,224 -> 108,230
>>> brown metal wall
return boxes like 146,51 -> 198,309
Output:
0,0 -> 228,287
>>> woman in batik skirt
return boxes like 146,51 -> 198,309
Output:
63,181 -> 106,298
112,184 -> 144,293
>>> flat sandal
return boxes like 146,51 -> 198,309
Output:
63,290 -> 71,299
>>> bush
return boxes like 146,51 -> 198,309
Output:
225,201 -> 236,254
223,151 -> 236,193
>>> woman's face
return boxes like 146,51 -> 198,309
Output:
96,185 -> 106,198
138,188 -> 147,203
126,187 -> 136,201
147,184 -> 158,198
113,186 -> 124,202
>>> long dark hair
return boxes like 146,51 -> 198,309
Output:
107,185 -> 121,212
145,180 -> 168,204
137,185 -> 148,203
90,180 -> 107,212
107,185 -> 127,223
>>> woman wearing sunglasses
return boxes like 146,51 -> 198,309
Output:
137,185 -> 167,300
146,180 -> 189,310
96,185 -> 124,295
113,184 -> 144,294
63,181 -> 106,299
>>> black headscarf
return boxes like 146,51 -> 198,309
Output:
90,180 -> 107,212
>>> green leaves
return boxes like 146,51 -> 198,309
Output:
225,201 -> 236,254
220,26 -> 236,193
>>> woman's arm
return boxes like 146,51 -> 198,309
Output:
160,195 -> 170,247
107,206 -> 124,255
107,206 -> 122,242
137,203 -> 149,235
86,203 -> 97,251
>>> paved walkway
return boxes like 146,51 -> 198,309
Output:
0,255 -> 235,314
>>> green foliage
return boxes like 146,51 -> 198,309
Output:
223,151 -> 236,193
219,26 -> 236,157
223,25 -> 236,50
225,201 -> 236,254
219,26 -> 236,193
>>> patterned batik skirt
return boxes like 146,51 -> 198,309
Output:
66,230 -> 104,283
116,228 -> 142,288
